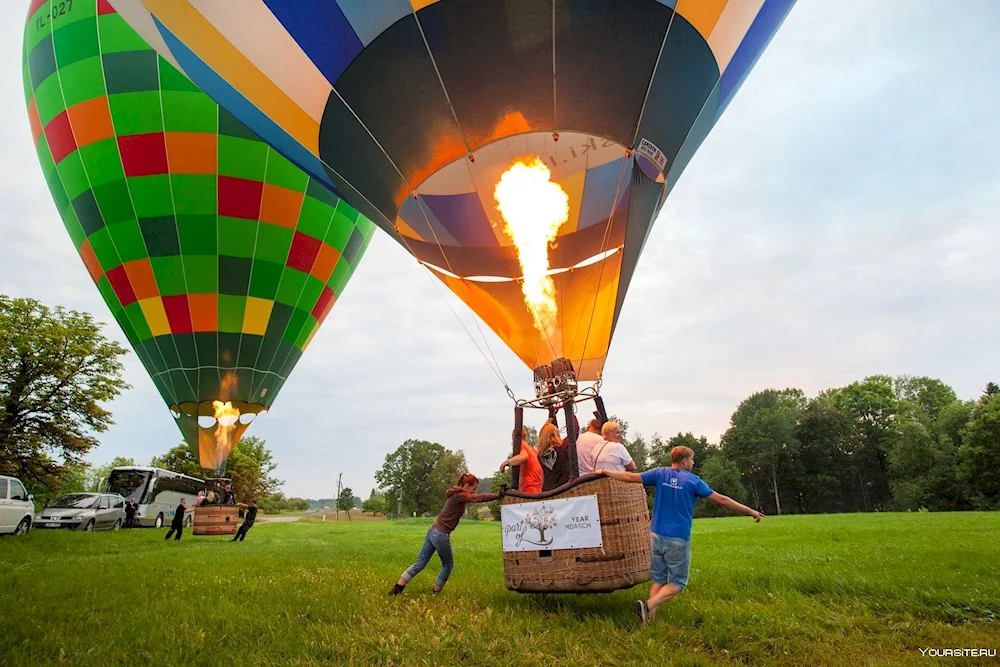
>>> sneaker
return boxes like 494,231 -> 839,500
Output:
635,600 -> 649,625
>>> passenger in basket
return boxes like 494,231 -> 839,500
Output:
591,422 -> 637,472
499,427 -> 543,493
389,474 -> 502,596
576,419 -> 604,474
598,445 -> 765,625
538,420 -> 571,491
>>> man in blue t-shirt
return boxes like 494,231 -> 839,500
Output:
599,445 -> 765,625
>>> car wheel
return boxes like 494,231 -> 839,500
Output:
84,520 -> 95,532
14,518 -> 30,536
154,514 -> 164,529
113,519 -> 121,531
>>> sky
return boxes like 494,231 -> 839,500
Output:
1,1 -> 998,499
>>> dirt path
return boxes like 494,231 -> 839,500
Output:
256,514 -> 305,523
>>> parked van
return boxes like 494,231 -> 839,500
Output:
0,475 -> 35,535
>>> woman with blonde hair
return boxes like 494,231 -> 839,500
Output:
538,420 -> 571,491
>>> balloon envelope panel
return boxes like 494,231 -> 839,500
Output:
107,0 -> 793,379
23,0 -> 375,461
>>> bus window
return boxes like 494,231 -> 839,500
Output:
106,470 -> 152,504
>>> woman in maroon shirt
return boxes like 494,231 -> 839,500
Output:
389,473 -> 501,595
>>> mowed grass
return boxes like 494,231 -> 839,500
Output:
1,513 -> 998,666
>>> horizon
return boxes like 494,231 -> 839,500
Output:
2,0 -> 998,498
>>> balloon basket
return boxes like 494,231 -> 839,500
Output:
501,476 -> 651,593
193,505 -> 238,536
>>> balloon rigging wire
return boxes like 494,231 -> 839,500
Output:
392,190 -> 512,395
418,262 -> 512,394
574,151 -> 630,379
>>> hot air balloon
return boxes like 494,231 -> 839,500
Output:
106,0 -> 793,588
22,0 -> 375,476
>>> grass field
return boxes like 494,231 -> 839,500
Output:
1,513 -> 997,666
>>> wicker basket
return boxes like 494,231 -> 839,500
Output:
501,476 -> 651,593
192,505 -> 238,536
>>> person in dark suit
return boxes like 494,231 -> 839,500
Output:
124,497 -> 139,528
164,498 -> 190,541
231,500 -> 258,542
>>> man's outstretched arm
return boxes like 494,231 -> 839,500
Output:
598,469 -> 644,484
707,492 -> 765,522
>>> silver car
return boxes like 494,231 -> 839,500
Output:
35,493 -> 127,532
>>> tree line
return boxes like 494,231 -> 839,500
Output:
617,377 -> 999,516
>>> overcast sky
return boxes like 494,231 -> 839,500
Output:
2,1 -> 998,499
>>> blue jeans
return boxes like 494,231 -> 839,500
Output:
650,533 -> 691,589
401,526 -> 454,587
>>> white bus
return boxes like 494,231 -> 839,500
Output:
104,467 -> 206,528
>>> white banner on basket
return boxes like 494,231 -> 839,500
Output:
500,495 -> 602,552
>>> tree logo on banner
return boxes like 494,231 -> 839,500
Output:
523,504 -> 557,546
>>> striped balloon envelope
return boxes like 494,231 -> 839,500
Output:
22,0 -> 376,472
105,0 -> 794,384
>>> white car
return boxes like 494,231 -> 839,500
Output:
0,475 -> 36,536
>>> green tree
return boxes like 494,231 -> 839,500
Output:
362,494 -> 389,516
695,453 -> 746,517
958,393 -> 1000,510
656,433 -> 713,473
721,389 -> 805,515
27,460 -> 91,509
793,396 -> 856,513
830,376 -> 899,508
887,420 -> 947,510
487,468 -> 511,520
259,492 -> 286,513
0,296 -> 129,488
625,432 -> 650,471
226,436 -> 282,503
426,450 -> 469,512
893,376 -> 958,422
375,439 -> 457,515
88,456 -> 137,492
338,486 -> 355,519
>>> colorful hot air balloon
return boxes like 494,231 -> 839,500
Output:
23,0 -> 375,473
105,0 -> 792,385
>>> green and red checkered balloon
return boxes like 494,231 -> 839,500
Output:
22,0 -> 375,471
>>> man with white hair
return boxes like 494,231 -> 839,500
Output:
576,419 -> 604,474
591,421 -> 637,472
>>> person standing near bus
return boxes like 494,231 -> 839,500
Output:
231,500 -> 258,542
124,497 -> 139,528
164,498 -> 190,541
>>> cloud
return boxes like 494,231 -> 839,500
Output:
1,0 -> 997,497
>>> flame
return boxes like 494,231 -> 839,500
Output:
212,400 -> 240,464
494,157 -> 569,347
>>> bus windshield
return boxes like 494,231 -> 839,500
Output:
106,469 -> 152,504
